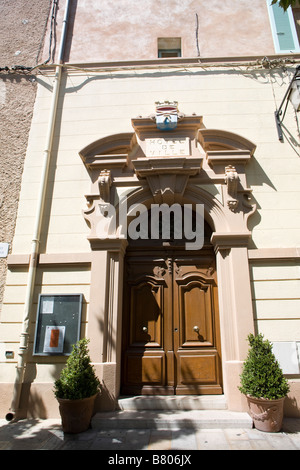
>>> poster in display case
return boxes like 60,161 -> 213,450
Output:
33,294 -> 83,356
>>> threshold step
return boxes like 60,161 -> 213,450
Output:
91,410 -> 253,430
118,395 -> 227,411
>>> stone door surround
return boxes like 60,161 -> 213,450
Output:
79,113 -> 256,411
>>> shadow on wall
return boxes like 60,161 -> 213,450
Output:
285,393 -> 300,418
245,155 -> 277,247
98,382 -> 119,412
244,66 -> 300,156
20,384 -> 48,419
62,0 -> 78,64
280,121 -> 300,156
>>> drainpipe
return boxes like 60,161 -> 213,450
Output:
6,0 -> 71,421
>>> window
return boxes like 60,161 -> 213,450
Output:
267,0 -> 300,53
158,37 -> 181,58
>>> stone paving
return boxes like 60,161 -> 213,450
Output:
0,417 -> 299,451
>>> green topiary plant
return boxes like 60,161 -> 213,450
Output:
239,333 -> 289,400
54,338 -> 100,400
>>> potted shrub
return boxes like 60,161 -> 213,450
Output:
54,338 -> 101,433
239,333 -> 289,432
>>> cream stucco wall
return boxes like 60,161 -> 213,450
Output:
11,66 -> 300,253
251,262 -> 300,341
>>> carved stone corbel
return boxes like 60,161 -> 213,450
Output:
98,169 -> 111,203
82,169 -> 113,239
225,165 -> 239,212
98,169 -> 112,216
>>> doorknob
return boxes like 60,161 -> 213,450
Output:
193,326 -> 199,333
142,326 -> 148,333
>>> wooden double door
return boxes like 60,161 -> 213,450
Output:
121,246 -> 223,395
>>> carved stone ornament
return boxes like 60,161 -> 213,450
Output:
98,169 -> 111,204
97,169 -> 112,218
225,165 -> 239,212
131,111 -> 204,205
79,108 -> 258,247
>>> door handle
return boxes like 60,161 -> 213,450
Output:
193,326 -> 199,333
142,326 -> 148,333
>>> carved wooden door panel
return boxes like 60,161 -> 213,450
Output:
121,253 -> 172,395
121,249 -> 222,395
173,256 -> 223,394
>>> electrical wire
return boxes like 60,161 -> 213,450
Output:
43,0 -> 59,65
34,55 -> 300,75
35,0 -> 53,65
195,13 -> 200,57
0,0 -> 58,75
1,55 -> 300,77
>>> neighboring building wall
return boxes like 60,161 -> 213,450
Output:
0,0 -> 51,304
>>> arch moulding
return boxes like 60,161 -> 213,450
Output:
79,114 -> 257,412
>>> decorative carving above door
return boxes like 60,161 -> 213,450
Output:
79,107 -> 257,249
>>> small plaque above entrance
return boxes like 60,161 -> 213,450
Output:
146,137 -> 190,157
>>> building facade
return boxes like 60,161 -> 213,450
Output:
1,0 -> 300,419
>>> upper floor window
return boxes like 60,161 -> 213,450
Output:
158,38 -> 181,58
267,1 -> 300,53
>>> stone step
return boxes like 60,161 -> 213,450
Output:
118,395 -> 228,411
92,410 -> 253,430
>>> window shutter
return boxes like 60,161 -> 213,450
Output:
271,2 -> 296,51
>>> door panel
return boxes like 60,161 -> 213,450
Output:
178,281 -> 214,347
121,248 -> 222,395
130,282 -> 162,347
179,354 -> 218,384
126,354 -> 164,385
173,257 -> 222,394
121,256 -> 169,394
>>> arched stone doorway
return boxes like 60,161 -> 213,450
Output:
79,112 -> 257,411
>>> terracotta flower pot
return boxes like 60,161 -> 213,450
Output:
57,393 -> 98,433
247,395 -> 285,432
